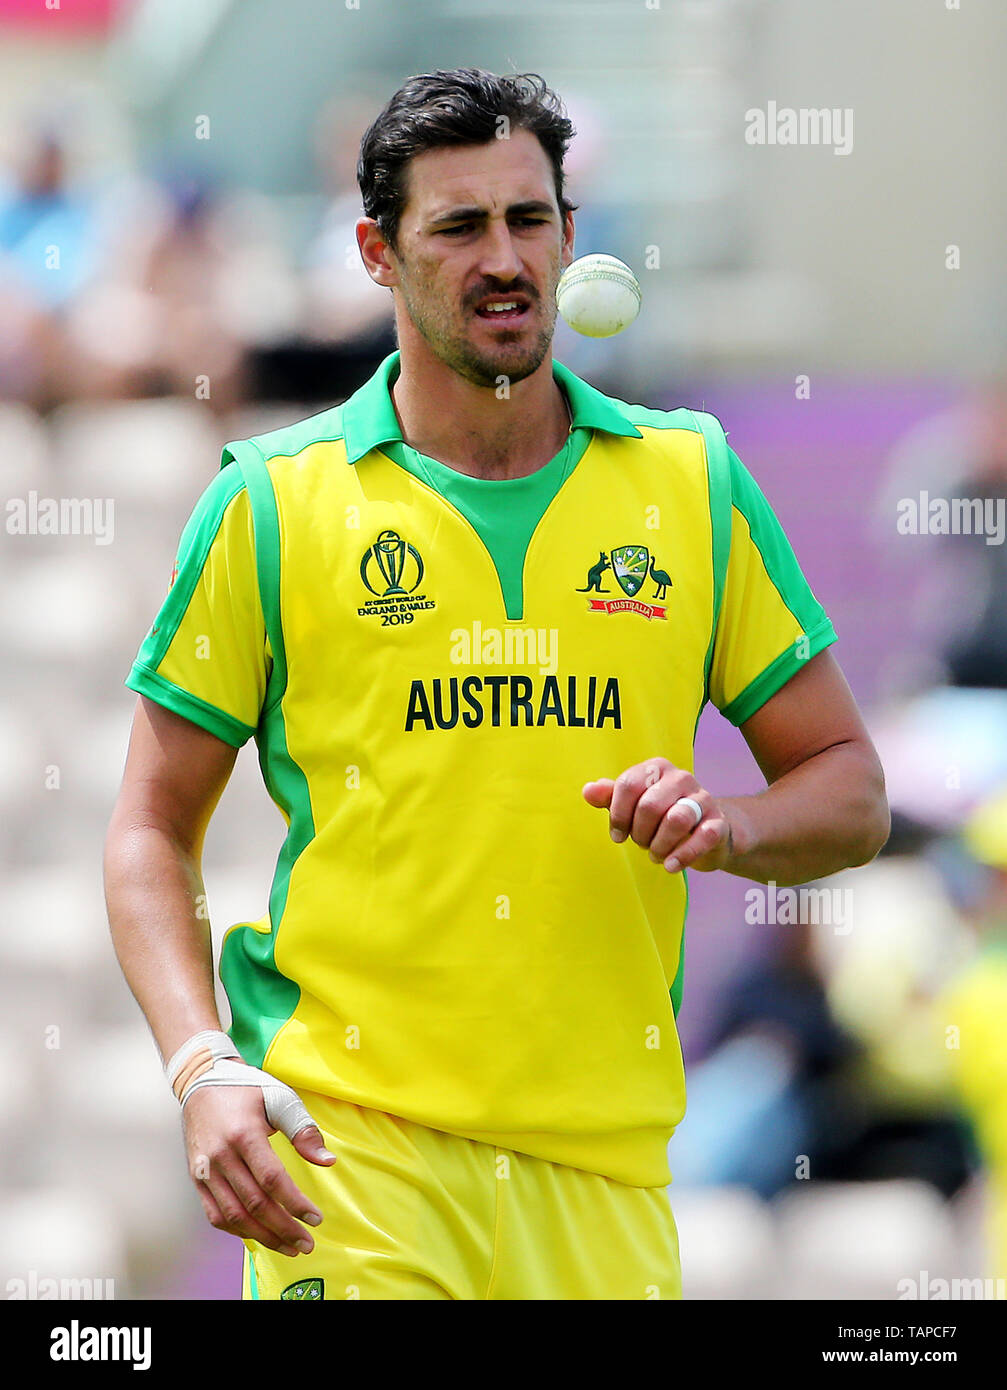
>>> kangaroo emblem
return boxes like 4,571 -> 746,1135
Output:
576,551 -> 611,593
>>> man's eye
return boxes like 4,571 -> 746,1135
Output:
439,218 -> 546,236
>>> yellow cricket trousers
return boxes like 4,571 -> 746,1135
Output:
241,1091 -> 681,1301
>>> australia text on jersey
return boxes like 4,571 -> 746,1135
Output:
405,673 -> 621,731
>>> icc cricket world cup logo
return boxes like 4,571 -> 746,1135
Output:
360,529 -> 425,597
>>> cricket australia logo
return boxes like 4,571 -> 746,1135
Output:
358,528 -> 436,626
280,1278 -> 324,1300
576,543 -> 671,620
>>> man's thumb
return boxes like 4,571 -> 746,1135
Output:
291,1124 -> 337,1166
582,777 -> 615,807
261,1081 -> 336,1163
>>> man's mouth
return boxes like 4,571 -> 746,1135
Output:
473,295 -> 532,323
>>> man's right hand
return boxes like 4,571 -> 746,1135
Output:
183,1085 -> 336,1257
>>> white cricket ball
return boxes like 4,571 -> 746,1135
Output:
556,254 -> 642,338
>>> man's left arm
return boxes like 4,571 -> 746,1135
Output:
583,649 -> 889,888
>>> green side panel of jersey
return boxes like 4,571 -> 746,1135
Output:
670,872 -> 689,1019
692,412 -> 734,713
220,690 -> 315,1067
217,442 -> 309,1068
719,445 -> 837,727
674,411 -> 733,1020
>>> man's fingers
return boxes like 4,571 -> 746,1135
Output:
290,1124 -> 338,1168
629,774 -> 698,849
216,1147 -> 319,1251
588,760 -> 718,856
184,1088 -> 326,1252
647,793 -> 711,861
193,1165 -> 305,1257
194,1176 -> 226,1230
241,1132 -> 327,1228
608,760 -> 674,843
605,760 -> 696,848
657,814 -> 729,873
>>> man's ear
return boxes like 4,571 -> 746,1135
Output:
356,216 -> 400,289
561,209 -> 575,270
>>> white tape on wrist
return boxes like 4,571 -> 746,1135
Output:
165,1030 -> 240,1100
165,1029 -> 318,1142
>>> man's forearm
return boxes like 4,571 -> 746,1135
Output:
717,739 -> 889,887
105,807 -> 331,1256
103,813 -> 223,1064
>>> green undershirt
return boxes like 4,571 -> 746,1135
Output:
378,409 -> 593,621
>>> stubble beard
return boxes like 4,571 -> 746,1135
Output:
396,263 -> 559,389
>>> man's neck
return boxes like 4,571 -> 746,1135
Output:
389,346 -> 571,481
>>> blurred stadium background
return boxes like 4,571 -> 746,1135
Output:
2,0 -> 1007,1300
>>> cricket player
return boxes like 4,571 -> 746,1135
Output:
104,68 -> 889,1300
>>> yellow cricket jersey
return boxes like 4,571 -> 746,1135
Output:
126,350 -> 837,1186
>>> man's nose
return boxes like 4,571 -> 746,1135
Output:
477,221 -> 523,281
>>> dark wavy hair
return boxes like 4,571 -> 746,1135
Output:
357,68 -> 577,254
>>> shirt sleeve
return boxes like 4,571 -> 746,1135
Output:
125,462 -> 270,746
707,445 -> 837,726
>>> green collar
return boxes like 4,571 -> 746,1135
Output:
340,350 -> 642,465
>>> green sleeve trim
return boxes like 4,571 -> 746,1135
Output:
720,618 -> 838,726
125,663 -> 256,747
131,465 -> 247,674
690,413 -> 734,710
222,441 -> 288,713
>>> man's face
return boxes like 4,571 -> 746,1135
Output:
386,127 -> 574,388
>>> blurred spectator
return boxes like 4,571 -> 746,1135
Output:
670,922 -> 860,1199
301,92 -> 394,349
0,123 -> 106,406
876,370 -> 1007,692
63,171 -> 299,413
811,841 -> 974,1199
244,92 -> 395,403
938,786 -> 1007,1278
870,686 -> 1007,834
543,91 -> 630,393
940,378 -> 1007,689
671,833 -> 980,1205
